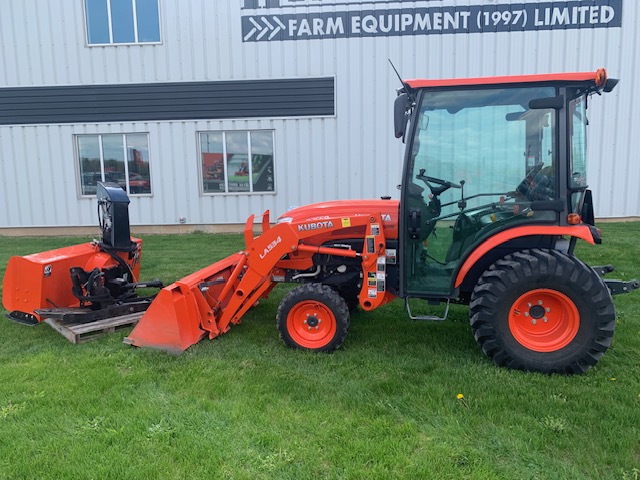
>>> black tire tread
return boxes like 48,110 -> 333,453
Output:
469,249 -> 616,374
276,283 -> 350,352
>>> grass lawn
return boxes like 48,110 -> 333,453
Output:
0,223 -> 639,479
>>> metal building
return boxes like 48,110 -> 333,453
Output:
0,0 -> 636,233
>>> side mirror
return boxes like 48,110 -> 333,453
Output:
394,93 -> 411,139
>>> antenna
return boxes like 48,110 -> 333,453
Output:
388,59 -> 414,101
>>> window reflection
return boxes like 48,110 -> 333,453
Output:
570,96 -> 588,189
76,133 -> 152,196
200,130 -> 275,194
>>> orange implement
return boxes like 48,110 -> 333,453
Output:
124,253 -> 245,352
2,240 -> 142,323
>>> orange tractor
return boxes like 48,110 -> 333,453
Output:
3,69 -> 638,374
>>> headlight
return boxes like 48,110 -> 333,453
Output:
277,217 -> 293,224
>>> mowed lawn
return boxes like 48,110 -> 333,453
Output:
0,223 -> 639,479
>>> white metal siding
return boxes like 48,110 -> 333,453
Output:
0,0 -> 638,228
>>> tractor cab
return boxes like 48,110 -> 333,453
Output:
396,70 -> 617,300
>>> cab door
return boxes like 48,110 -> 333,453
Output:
399,86 -> 559,298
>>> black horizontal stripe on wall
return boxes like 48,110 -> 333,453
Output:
0,77 -> 334,125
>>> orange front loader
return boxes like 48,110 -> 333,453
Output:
125,210 -> 395,352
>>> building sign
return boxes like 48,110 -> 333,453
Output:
241,0 -> 622,42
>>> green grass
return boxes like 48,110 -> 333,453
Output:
0,224 -> 639,479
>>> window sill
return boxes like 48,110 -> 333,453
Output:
201,192 -> 277,197
86,41 -> 163,47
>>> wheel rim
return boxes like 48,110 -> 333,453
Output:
287,301 -> 337,349
508,289 -> 580,352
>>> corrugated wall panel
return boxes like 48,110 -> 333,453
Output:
0,78 -> 335,124
1,118 -> 325,227
0,0 -> 638,229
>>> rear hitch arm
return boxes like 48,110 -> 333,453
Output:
592,265 -> 615,277
604,279 -> 640,296
592,265 -> 640,295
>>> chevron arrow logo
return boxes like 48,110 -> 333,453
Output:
244,16 -> 287,41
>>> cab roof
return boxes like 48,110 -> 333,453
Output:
405,69 -> 614,90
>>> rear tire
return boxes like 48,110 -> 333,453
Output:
469,249 -> 615,374
277,283 -> 350,352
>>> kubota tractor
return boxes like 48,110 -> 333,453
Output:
3,69 -> 638,374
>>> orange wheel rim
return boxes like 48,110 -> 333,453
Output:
287,301 -> 337,349
508,289 -> 580,352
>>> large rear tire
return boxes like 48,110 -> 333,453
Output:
469,249 -> 615,374
277,283 -> 350,352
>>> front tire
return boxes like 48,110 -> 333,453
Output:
470,249 -> 615,374
277,283 -> 350,352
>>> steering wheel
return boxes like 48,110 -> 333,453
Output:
515,162 -> 550,200
416,168 -> 462,196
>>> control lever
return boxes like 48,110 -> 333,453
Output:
458,180 -> 467,210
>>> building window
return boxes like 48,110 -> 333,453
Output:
76,133 -> 152,196
84,0 -> 161,45
200,130 -> 275,194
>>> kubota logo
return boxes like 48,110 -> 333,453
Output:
298,221 -> 334,231
260,236 -> 282,259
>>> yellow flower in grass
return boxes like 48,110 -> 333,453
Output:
457,393 -> 464,400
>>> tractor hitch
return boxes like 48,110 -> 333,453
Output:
604,279 -> 640,296
592,265 -> 639,295
592,264 -> 615,277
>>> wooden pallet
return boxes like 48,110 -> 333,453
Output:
44,312 -> 143,344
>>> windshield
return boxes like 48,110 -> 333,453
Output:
407,86 -> 557,208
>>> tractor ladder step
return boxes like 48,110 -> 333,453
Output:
405,297 -> 450,321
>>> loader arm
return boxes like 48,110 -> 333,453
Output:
125,210 -> 392,352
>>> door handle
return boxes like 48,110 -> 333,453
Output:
409,208 -> 421,240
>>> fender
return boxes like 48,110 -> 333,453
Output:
454,225 -> 596,288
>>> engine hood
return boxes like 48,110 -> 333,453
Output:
277,199 -> 399,239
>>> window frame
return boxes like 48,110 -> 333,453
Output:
83,0 -> 163,47
197,129 -> 277,196
74,132 -> 154,198
568,93 -> 589,190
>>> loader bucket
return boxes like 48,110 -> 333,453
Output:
124,253 -> 246,353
